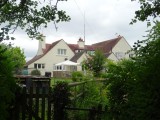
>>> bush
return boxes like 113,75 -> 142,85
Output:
71,71 -> 83,82
31,69 -> 41,76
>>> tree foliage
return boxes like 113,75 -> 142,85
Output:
131,0 -> 160,25
0,45 -> 17,120
1,44 -> 26,74
83,50 -> 106,77
31,69 -> 41,76
105,21 -> 160,120
9,46 -> 26,74
0,0 -> 70,41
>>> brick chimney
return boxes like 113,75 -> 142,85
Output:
37,35 -> 46,55
77,37 -> 85,49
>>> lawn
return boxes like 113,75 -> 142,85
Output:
50,77 -> 73,87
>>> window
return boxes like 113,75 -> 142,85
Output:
34,64 -> 37,69
57,49 -> 67,55
53,65 -> 65,71
42,64 -> 45,68
38,64 -> 41,69
115,52 -> 125,59
34,63 -> 45,69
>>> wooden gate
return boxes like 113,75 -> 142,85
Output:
9,87 -> 53,120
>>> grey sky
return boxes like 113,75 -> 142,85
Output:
4,0 -> 149,61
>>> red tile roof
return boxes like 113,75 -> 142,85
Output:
26,36 -> 122,66
68,44 -> 95,52
92,36 -> 122,53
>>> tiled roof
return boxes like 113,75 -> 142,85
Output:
68,44 -> 79,52
92,36 -> 122,53
26,40 -> 60,66
70,51 -> 85,62
68,44 -> 94,52
26,36 -> 122,66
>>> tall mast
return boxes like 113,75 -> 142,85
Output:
84,11 -> 85,43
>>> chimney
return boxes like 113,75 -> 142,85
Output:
36,35 -> 46,56
77,37 -> 85,49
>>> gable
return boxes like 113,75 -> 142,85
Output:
112,37 -> 131,59
26,39 -> 75,66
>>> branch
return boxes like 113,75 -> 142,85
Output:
54,20 -> 58,31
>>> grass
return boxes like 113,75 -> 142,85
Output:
50,77 -> 73,87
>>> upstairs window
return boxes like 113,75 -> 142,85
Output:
115,52 -> 125,59
57,49 -> 67,55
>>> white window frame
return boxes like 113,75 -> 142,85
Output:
34,63 -> 45,69
57,49 -> 67,55
115,52 -> 125,59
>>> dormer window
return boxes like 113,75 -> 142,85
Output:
57,49 -> 66,55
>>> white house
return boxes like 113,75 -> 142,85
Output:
25,36 -> 132,77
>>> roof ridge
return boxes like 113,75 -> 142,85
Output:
92,36 -> 122,45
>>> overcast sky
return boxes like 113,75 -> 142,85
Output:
4,0 -> 149,61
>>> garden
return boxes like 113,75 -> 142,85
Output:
1,0 -> 160,119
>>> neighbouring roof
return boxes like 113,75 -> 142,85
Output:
70,51 -> 85,62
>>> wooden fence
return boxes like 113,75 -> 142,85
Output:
10,79 -> 106,120
9,87 -> 53,120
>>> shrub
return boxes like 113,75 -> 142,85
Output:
31,69 -> 41,76
71,71 -> 83,82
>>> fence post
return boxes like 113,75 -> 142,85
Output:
52,82 -> 70,120
88,106 -> 96,120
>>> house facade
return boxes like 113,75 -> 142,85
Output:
26,36 -> 132,77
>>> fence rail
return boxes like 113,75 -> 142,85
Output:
10,79 -> 106,120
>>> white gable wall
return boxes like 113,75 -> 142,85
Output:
108,53 -> 119,61
77,53 -> 88,71
112,37 -> 131,60
28,40 -> 75,76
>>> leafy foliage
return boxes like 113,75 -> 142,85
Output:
7,46 -> 25,74
31,69 -> 41,76
71,71 -> 84,82
0,45 -> 17,120
0,0 -> 70,41
105,60 -> 138,120
131,0 -> 160,25
105,21 -> 160,120
83,50 -> 106,77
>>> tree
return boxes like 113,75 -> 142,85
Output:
132,22 -> 160,119
105,21 -> 160,120
131,0 -> 160,25
0,0 -> 70,41
0,45 -> 17,120
9,46 -> 26,74
83,50 -> 106,77
1,44 -> 26,74
105,60 -> 138,120
31,69 -> 41,76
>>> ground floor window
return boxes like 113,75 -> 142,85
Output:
53,65 -> 65,71
34,63 -> 45,69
